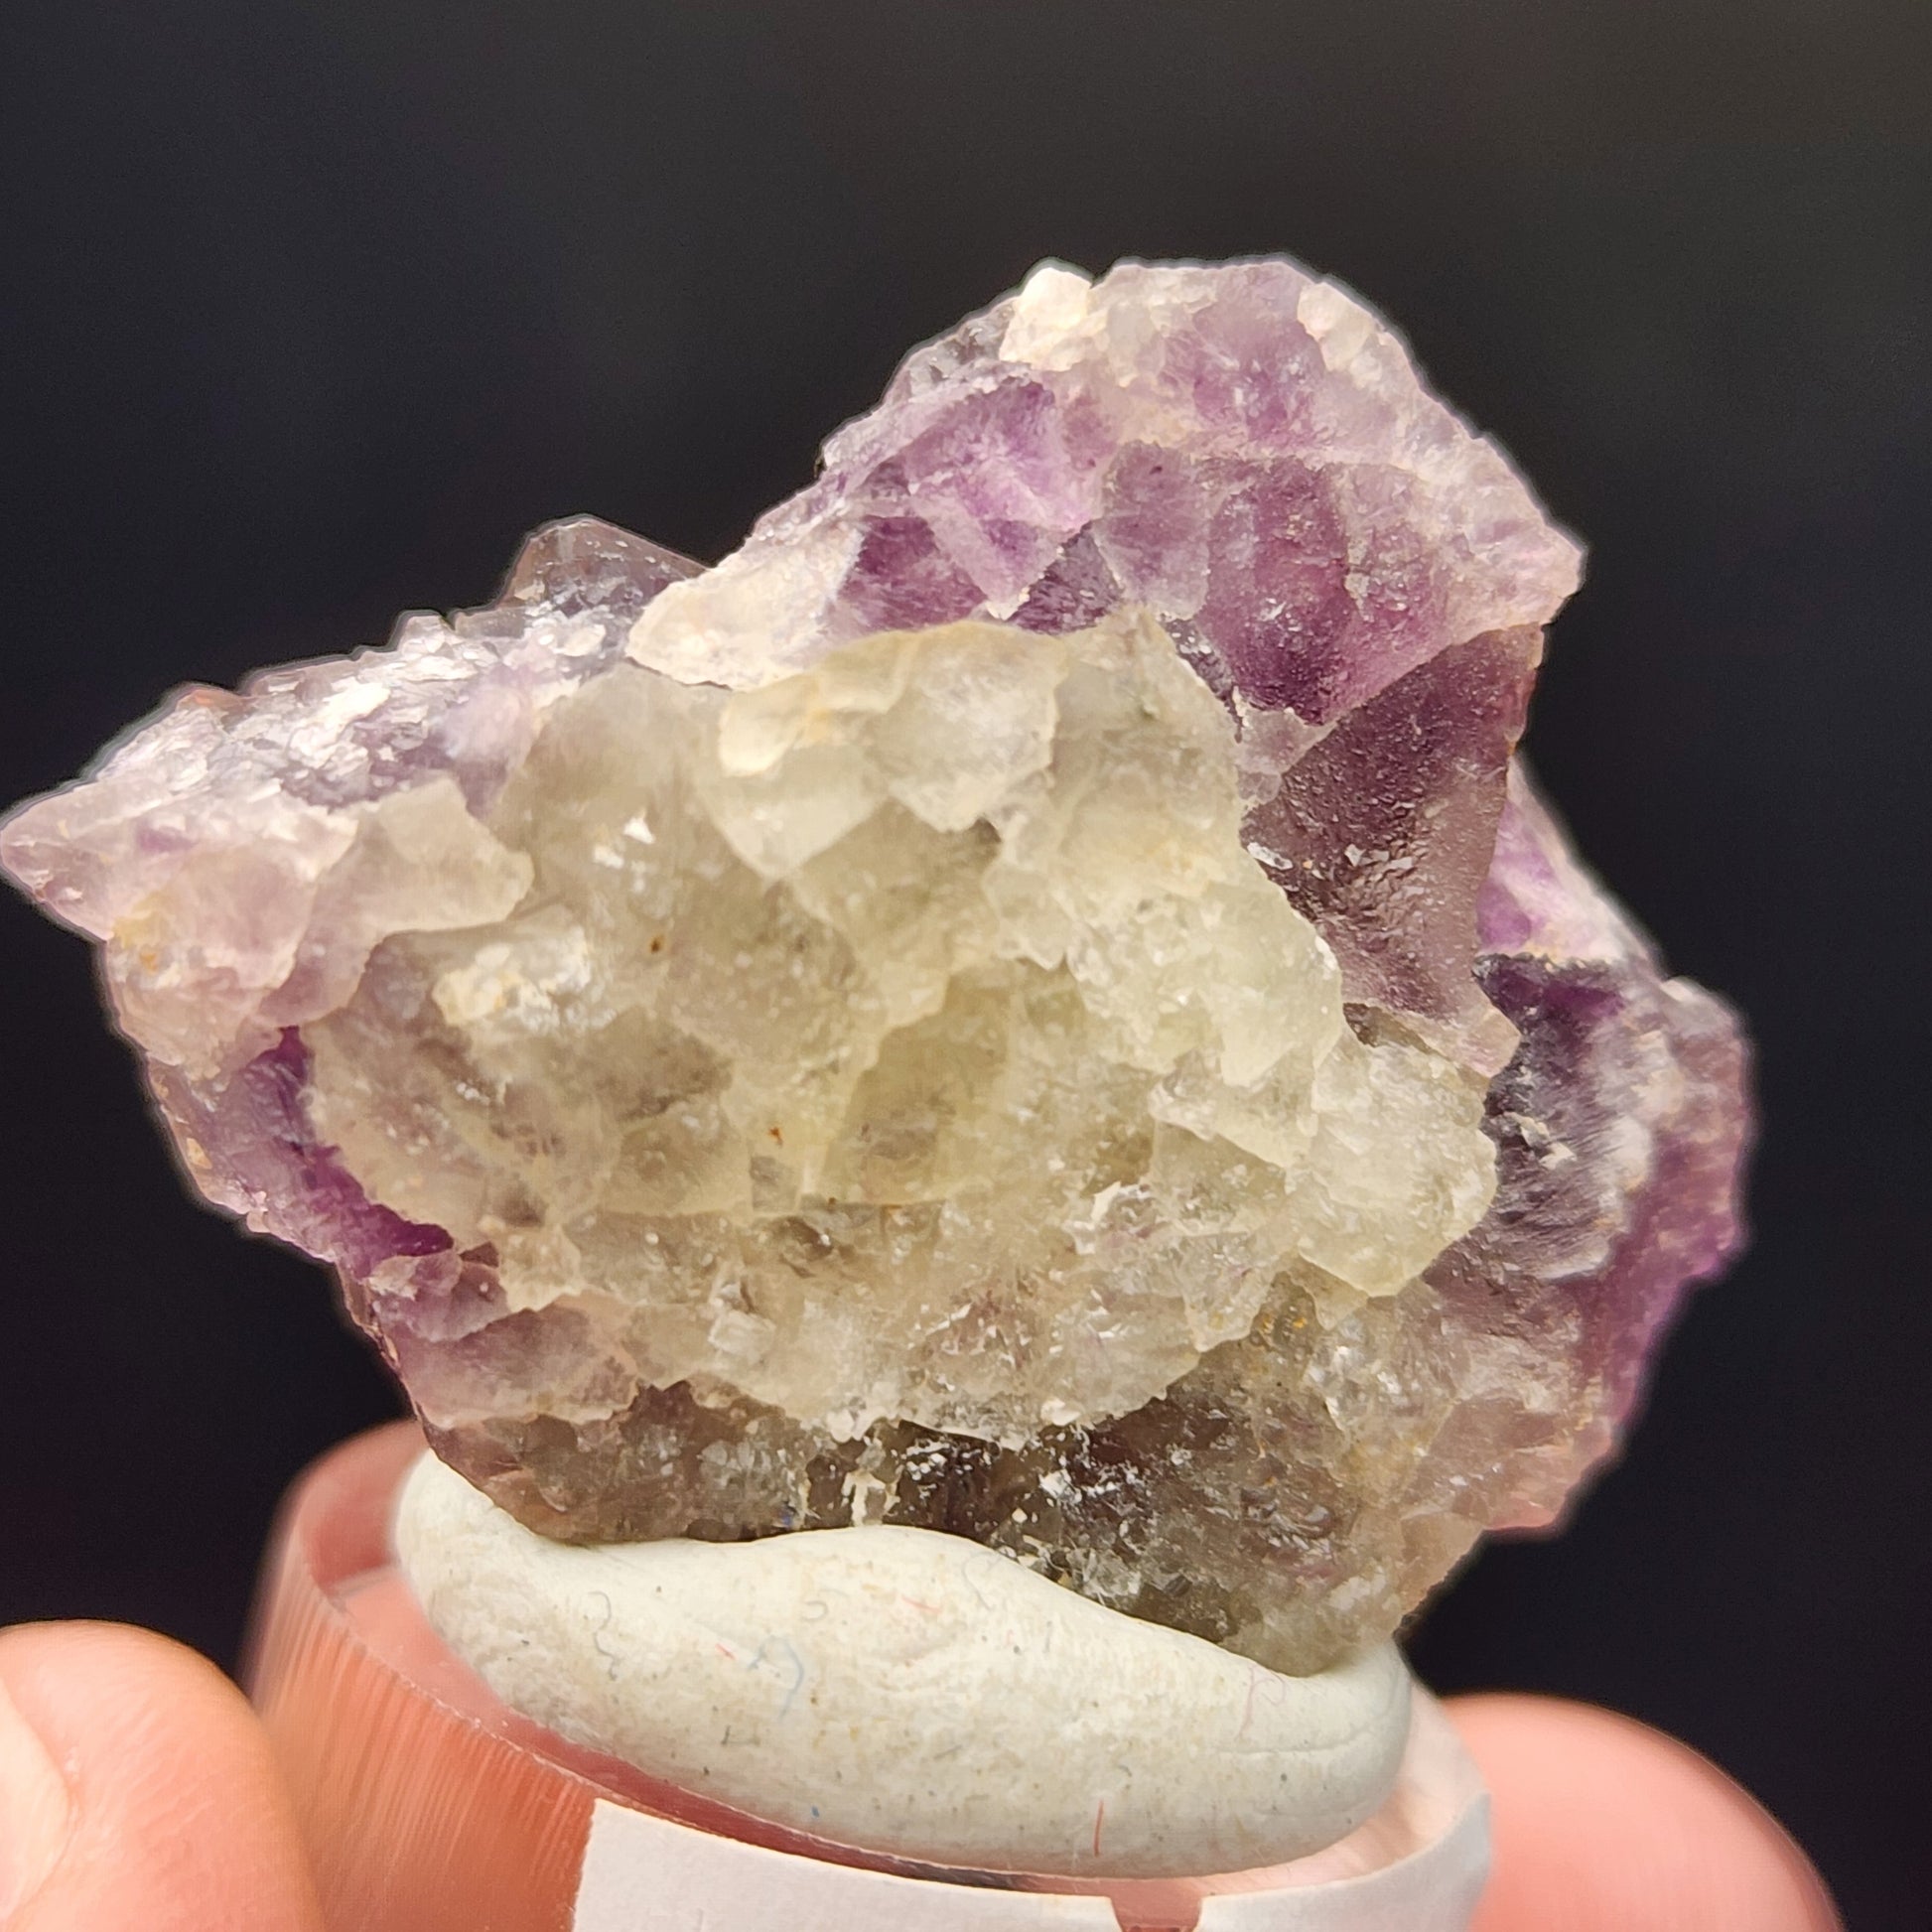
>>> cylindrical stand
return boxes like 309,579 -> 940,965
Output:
246,1426 -> 1490,1931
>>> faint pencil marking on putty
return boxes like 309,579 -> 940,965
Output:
587,1589 -> 621,1681
749,1635 -> 808,1718
961,1551 -> 1003,1612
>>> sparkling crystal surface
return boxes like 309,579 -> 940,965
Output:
2,260 -> 1750,1672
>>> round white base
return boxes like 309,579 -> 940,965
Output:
566,1691 -> 1488,1930
249,1426 -> 1490,1932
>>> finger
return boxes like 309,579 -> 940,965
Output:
0,1621 -> 325,1932
1449,1693 -> 1839,1932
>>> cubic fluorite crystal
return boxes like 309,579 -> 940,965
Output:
2,260 -> 1749,1673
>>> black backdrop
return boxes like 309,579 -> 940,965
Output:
2,4 -> 1926,1924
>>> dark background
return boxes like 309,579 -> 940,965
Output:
1,3 -> 1925,1923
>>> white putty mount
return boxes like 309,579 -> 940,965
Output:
395,1449 -> 1486,1926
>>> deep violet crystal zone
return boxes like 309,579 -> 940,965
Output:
1,260 -> 1750,1674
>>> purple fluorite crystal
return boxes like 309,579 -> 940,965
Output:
2,260 -> 1749,1671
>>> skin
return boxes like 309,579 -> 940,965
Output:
0,1557 -> 1841,1932
0,1622 -> 326,1932
1454,1696 -> 1840,1932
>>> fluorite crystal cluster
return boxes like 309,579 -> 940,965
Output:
2,260 -> 1749,1673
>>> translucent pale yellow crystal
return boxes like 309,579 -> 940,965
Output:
306,610 -> 1495,1448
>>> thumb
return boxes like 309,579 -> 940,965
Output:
0,1621 -> 324,1932
1450,1693 -> 1840,1932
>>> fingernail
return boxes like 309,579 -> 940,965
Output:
0,1678 -> 73,1920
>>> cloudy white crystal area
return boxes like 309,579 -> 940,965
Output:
302,609 -> 1495,1451
395,1450 -> 1411,1878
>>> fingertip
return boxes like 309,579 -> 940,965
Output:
0,1673 -> 71,1920
1449,1693 -> 1839,1932
0,1621 -> 324,1932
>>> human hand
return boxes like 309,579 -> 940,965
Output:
0,1620 -> 1839,1931
0,1621 -> 323,1931
1452,1694 -> 1840,1932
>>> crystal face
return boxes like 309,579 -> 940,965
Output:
1,260 -> 1750,1673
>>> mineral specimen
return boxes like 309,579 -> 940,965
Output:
1,259 -> 1750,1675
